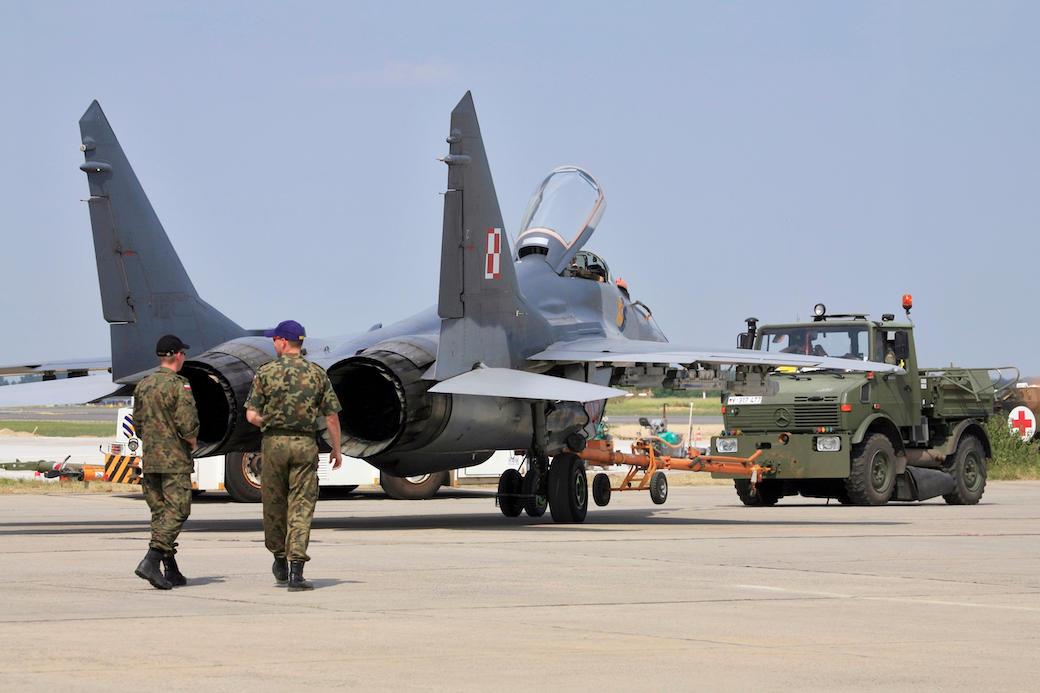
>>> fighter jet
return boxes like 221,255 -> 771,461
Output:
0,93 -> 900,522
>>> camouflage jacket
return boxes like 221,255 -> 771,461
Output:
245,354 -> 342,434
134,367 -> 199,473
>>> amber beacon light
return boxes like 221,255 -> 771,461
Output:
902,293 -> 913,317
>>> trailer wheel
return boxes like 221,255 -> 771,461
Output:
379,471 -> 448,500
592,473 -> 612,507
224,452 -> 262,503
497,468 -> 523,517
845,433 -> 897,505
548,453 -> 588,523
649,471 -> 668,505
942,435 -> 987,505
734,479 -> 781,506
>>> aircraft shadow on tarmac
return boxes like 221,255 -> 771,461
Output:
0,509 -> 905,536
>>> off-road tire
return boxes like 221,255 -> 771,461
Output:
942,435 -> 987,505
734,479 -> 781,506
845,433 -> 897,505
380,471 -> 448,500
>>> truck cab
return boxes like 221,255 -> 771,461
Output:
713,300 -> 1002,506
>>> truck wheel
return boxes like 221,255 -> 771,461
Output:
225,452 -> 263,503
379,471 -> 448,500
942,435 -> 987,505
734,479 -> 781,506
845,434 -> 897,505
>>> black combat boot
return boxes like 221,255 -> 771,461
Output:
287,560 -> 313,591
272,556 -> 288,585
162,553 -> 187,587
135,548 -> 172,590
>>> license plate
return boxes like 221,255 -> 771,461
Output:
727,396 -> 762,405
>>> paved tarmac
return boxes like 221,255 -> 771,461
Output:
2,483 -> 1039,691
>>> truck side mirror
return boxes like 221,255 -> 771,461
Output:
737,332 -> 751,349
894,332 -> 910,361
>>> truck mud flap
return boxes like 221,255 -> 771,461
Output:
892,466 -> 956,502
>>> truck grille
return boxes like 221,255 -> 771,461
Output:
727,404 -> 840,430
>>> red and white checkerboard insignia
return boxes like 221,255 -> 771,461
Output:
484,227 -> 502,280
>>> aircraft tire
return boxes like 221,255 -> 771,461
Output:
734,479 -> 781,506
497,468 -> 524,517
649,470 -> 668,505
522,467 -> 547,517
224,452 -> 262,503
380,471 -> 448,500
592,473 -> 612,507
548,453 -> 588,523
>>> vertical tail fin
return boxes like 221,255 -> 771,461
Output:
79,101 -> 244,381
432,92 -> 548,380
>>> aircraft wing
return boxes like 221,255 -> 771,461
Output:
0,358 -> 111,377
0,374 -> 128,407
429,367 -> 625,402
529,338 -> 906,375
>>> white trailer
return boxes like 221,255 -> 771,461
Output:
108,407 -> 518,502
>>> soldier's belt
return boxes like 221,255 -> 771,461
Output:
264,427 -> 315,437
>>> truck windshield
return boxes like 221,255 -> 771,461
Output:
757,325 -> 869,360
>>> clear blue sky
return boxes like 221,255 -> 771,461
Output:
2,1 -> 1038,373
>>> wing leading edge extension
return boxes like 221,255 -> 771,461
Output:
529,338 -> 906,375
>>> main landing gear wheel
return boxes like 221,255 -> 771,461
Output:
224,451 -> 262,503
592,473 -> 612,507
649,470 -> 668,505
548,453 -> 588,523
522,466 -> 547,517
497,468 -> 524,518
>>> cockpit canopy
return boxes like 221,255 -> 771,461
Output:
517,166 -> 606,275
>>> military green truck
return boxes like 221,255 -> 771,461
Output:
710,299 -> 1016,506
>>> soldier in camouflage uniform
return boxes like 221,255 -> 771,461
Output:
133,334 -> 199,590
245,320 -> 342,591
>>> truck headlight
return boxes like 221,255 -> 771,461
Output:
716,438 -> 738,454
815,436 -> 841,452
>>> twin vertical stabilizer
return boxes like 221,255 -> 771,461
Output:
433,92 -> 548,380
79,102 -> 244,381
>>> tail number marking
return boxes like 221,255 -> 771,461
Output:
485,227 -> 502,280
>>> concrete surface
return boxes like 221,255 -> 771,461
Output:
2,483 -> 1039,691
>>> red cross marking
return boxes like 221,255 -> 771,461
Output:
1011,409 -> 1034,437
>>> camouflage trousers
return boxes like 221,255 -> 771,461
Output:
141,472 -> 192,554
261,435 -> 319,562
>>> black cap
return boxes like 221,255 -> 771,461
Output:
156,334 -> 190,357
